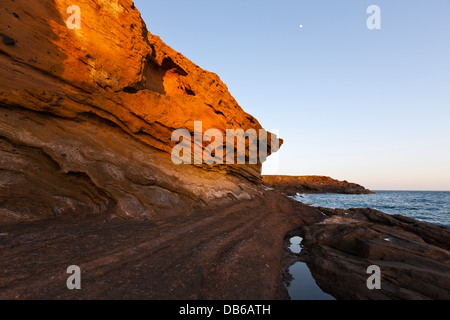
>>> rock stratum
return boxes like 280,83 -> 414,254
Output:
263,175 -> 374,195
0,0 -> 280,225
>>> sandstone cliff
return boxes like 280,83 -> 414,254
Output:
263,175 -> 374,195
0,0 -> 280,225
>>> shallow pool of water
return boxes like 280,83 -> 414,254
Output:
286,236 -> 336,300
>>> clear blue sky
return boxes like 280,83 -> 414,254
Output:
134,0 -> 450,191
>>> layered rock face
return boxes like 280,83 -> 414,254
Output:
0,0 -> 279,224
263,175 -> 374,195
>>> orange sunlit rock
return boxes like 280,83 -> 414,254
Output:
0,0 -> 280,223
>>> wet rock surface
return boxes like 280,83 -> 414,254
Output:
295,207 -> 450,300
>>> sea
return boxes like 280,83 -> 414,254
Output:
292,191 -> 450,227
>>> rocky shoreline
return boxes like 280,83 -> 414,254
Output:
282,203 -> 450,300
1,190 -> 448,300
0,0 -> 448,300
263,175 -> 374,196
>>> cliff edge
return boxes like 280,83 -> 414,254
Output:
0,0 -> 280,225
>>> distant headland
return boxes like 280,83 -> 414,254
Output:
263,175 -> 374,196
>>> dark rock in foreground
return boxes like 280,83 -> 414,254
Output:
263,175 -> 374,195
1,190 -> 448,300
0,191 -> 322,300
290,206 -> 450,300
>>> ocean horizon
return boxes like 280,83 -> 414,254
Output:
373,190 -> 450,192
294,190 -> 450,227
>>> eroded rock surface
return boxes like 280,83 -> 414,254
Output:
0,0 -> 280,224
0,191 -> 323,299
